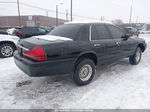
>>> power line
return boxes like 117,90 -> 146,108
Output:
20,3 -> 100,20
0,1 -> 100,21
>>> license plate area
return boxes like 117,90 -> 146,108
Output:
17,45 -> 29,56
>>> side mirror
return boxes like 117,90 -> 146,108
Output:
121,34 -> 131,41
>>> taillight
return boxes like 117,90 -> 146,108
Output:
128,30 -> 132,33
16,30 -> 23,34
23,46 -> 47,61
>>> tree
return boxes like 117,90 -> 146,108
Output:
112,19 -> 123,25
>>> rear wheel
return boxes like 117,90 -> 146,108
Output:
129,47 -> 142,65
73,59 -> 95,86
0,43 -> 15,58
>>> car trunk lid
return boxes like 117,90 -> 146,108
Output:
17,35 -> 73,61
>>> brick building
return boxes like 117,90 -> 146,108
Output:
0,15 -> 67,28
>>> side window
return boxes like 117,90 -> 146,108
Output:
28,27 -> 36,33
21,27 -> 28,32
91,25 -> 98,40
38,28 -> 46,33
107,25 -> 124,39
91,24 -> 110,40
77,25 -> 89,41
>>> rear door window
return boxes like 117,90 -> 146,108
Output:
91,24 -> 110,40
27,27 -> 36,33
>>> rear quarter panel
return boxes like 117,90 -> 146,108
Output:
0,35 -> 19,45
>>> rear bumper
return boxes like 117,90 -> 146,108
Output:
14,51 -> 75,77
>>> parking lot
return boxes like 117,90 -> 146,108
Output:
0,34 -> 150,109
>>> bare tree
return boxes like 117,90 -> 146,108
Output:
112,19 -> 123,25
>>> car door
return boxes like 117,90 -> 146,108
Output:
27,27 -> 36,37
106,24 -> 136,58
90,24 -> 117,64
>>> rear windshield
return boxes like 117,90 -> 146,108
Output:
49,24 -> 81,40
124,28 -> 131,30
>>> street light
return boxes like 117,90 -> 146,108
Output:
56,3 -> 63,26
70,0 -> 72,21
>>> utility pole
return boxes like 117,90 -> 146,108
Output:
56,5 -> 58,26
56,3 -> 63,26
46,9 -> 49,17
17,0 -> 21,27
66,9 -> 69,22
129,5 -> 132,23
70,0 -> 72,21
101,16 -> 105,21
129,0 -> 133,24
101,16 -> 103,21
136,16 -> 138,23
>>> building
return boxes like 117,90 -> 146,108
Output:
0,15 -> 67,28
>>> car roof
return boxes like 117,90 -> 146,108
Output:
65,21 -> 113,25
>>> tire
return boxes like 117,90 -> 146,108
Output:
0,43 -> 15,58
129,47 -> 142,65
72,59 -> 95,86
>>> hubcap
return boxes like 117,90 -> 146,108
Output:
79,64 -> 93,81
135,49 -> 141,62
1,46 -> 13,57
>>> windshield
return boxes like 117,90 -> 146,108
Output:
49,24 -> 81,40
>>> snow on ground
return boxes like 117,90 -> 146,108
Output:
0,34 -> 150,109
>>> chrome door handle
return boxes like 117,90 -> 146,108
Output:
94,44 -> 101,48
116,42 -> 121,45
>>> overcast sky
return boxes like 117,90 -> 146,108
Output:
0,0 -> 150,23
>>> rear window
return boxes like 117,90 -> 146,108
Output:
124,28 -> 131,30
49,24 -> 81,40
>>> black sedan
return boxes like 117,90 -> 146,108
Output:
14,21 -> 147,86
14,27 -> 49,38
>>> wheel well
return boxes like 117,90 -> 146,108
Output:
76,53 -> 97,65
0,41 -> 17,50
138,44 -> 145,52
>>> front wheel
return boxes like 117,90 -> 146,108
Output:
73,59 -> 95,86
0,43 -> 15,58
129,47 -> 142,65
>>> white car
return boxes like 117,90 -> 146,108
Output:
7,28 -> 16,35
140,30 -> 150,34
0,34 -> 19,58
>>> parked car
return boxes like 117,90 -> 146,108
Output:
124,27 -> 140,37
7,27 -> 22,35
46,26 -> 55,33
140,30 -> 150,34
0,30 -> 8,35
14,21 -> 147,86
14,27 -> 49,38
0,34 -> 19,58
